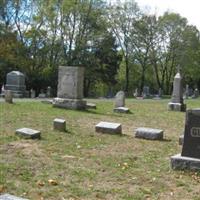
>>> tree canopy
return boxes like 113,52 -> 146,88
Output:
0,0 -> 200,96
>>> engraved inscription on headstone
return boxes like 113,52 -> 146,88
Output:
181,109 -> 200,159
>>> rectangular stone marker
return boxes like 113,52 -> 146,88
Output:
53,66 -> 86,110
53,118 -> 66,131
15,128 -> 41,139
0,193 -> 28,200
135,127 -> 163,140
95,121 -> 122,134
57,66 -> 84,99
86,102 -> 96,109
113,107 -> 129,113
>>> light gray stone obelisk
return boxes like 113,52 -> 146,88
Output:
53,66 -> 86,110
168,70 -> 186,112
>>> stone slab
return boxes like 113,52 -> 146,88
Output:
171,154 -> 200,170
179,134 -> 184,145
53,118 -> 66,131
113,107 -> 129,113
95,121 -> 122,134
86,102 -> 96,109
135,127 -> 163,140
0,193 -> 28,200
168,102 -> 186,112
15,128 -> 41,139
52,98 -> 86,110
41,100 -> 53,104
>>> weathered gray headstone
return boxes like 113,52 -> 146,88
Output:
4,90 -> 13,103
0,194 -> 28,200
15,128 -> 41,139
5,71 -> 26,97
135,127 -> 163,140
184,84 -> 189,99
171,109 -> 200,170
53,118 -> 66,131
53,66 -> 86,110
192,88 -> 199,98
168,72 -> 186,112
114,91 -> 125,108
158,88 -> 162,97
38,89 -> 46,98
95,121 -> 122,134
30,89 -> 36,98
143,86 -> 150,98
113,107 -> 129,113
46,86 -> 51,97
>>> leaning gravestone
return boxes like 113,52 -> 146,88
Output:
5,71 -> 26,97
4,90 -> 13,103
168,71 -> 186,112
171,109 -> 200,170
53,66 -> 86,110
193,88 -> 199,98
0,193 -> 28,200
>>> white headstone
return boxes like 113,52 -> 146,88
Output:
114,91 -> 125,108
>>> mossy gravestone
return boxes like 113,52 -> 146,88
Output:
171,109 -> 200,170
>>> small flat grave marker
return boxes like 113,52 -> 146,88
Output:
0,193 -> 28,200
86,102 -> 96,109
113,107 -> 129,113
95,121 -> 122,134
15,128 -> 41,139
53,118 -> 66,132
135,127 -> 163,140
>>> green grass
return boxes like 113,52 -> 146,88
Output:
0,98 -> 200,199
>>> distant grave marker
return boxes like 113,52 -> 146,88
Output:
168,71 -> 186,112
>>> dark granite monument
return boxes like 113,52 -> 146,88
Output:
171,109 -> 200,170
5,71 -> 26,97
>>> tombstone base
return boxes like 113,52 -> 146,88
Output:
113,107 -> 129,113
86,102 -> 96,109
171,154 -> 200,170
53,98 -> 86,110
168,102 -> 186,112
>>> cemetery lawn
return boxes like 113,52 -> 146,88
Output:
1,98 -> 200,200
